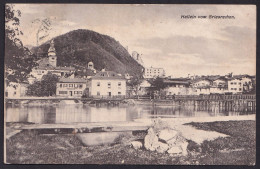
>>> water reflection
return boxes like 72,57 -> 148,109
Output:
5,103 -> 255,124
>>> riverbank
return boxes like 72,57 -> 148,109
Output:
6,120 -> 255,165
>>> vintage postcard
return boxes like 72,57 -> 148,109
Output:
4,4 -> 256,165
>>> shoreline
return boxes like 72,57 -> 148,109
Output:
5,119 -> 255,165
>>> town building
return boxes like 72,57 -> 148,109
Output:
56,78 -> 87,97
29,40 -> 75,82
191,79 -> 212,88
138,79 -> 152,96
227,78 -> 243,94
163,79 -> 194,95
87,70 -> 126,98
5,82 -> 29,98
143,67 -> 165,79
212,78 -> 227,87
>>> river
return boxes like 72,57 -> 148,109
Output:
5,103 -> 255,124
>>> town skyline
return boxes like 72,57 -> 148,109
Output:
12,4 -> 256,77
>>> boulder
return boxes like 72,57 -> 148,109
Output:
167,146 -> 182,155
158,129 -> 178,142
131,141 -> 143,149
144,128 -> 159,151
180,141 -> 189,156
156,142 -> 169,153
167,133 -> 186,146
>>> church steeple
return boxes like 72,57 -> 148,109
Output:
48,40 -> 57,67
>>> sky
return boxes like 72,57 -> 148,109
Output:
11,4 -> 256,77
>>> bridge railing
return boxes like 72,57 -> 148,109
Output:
174,94 -> 255,101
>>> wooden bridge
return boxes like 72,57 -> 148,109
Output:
174,94 -> 255,101
173,94 -> 256,113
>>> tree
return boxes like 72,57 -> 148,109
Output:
126,76 -> 143,95
26,73 -> 59,96
150,77 -> 167,91
149,77 -> 168,98
5,4 -> 38,84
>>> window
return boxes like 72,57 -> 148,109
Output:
63,84 -> 68,87
108,82 -> 111,88
97,91 -> 100,96
74,84 -> 78,88
52,57 -> 55,60
14,92 -> 16,95
234,88 -> 237,90
239,82 -> 241,85
118,92 -> 121,95
234,82 -> 237,85
59,91 -> 67,94
42,71 -> 44,73
79,91 -> 82,94
239,88 -> 242,91
97,82 -> 100,86
60,84 -> 62,88
74,91 -> 77,94
69,84 -> 73,87
79,84 -> 83,88
231,82 -> 233,85
118,82 -> 121,86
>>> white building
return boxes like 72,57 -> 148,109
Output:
56,78 -> 87,97
228,78 -> 243,93
5,82 -> 28,98
87,70 -> 126,98
143,67 -> 165,79
191,79 -> 212,88
212,78 -> 227,87
138,80 -> 152,96
163,79 -> 194,95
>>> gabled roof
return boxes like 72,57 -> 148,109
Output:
191,78 -> 212,83
163,79 -> 190,85
91,71 -> 125,80
212,76 -> 227,82
59,78 -> 87,83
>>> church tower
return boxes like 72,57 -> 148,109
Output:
48,40 -> 57,67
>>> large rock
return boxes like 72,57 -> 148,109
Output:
167,146 -> 183,155
158,129 -> 178,142
167,133 -> 186,146
156,142 -> 169,153
144,128 -> 159,151
131,141 -> 142,149
180,141 -> 189,156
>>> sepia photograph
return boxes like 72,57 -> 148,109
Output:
4,4 -> 256,165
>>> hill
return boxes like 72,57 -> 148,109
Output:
31,29 -> 144,77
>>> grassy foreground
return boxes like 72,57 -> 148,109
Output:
6,120 -> 255,165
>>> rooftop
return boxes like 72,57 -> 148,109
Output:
163,79 -> 190,85
59,78 -> 87,83
91,71 -> 125,80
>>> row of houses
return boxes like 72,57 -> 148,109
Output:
138,75 -> 255,96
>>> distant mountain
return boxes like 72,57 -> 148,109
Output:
31,29 -> 144,78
